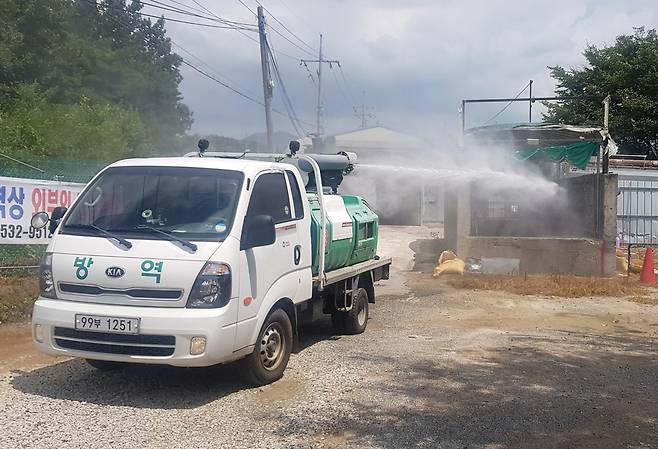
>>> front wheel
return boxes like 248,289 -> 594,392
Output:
242,309 -> 293,386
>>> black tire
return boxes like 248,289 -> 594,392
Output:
331,312 -> 346,333
333,287 -> 369,335
243,308 -> 293,386
85,359 -> 126,371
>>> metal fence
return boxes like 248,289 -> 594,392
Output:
617,176 -> 658,245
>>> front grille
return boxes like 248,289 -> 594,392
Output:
54,327 -> 175,357
59,283 -> 182,300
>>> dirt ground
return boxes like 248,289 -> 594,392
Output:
0,226 -> 657,448
0,276 -> 39,323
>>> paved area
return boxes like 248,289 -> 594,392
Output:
1,226 -> 657,448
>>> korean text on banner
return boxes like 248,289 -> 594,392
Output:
0,176 -> 85,245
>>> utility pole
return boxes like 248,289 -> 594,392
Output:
257,6 -> 274,151
354,91 -> 375,128
301,34 -> 339,137
528,79 -> 533,123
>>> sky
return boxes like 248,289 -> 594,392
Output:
142,0 -> 658,143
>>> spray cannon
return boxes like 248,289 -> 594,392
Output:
297,149 -> 357,194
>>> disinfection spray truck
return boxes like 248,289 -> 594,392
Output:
30,140 -> 391,385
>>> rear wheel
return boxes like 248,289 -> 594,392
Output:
243,309 -> 293,386
332,287 -> 369,335
85,359 -> 126,371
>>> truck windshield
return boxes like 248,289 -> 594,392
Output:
63,166 -> 244,240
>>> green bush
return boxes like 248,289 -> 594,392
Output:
0,84 -> 152,161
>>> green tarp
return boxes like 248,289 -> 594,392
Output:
514,141 -> 599,170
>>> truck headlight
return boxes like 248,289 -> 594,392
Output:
187,262 -> 231,308
39,252 -> 57,299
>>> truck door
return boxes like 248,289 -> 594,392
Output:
235,171 -> 304,349
285,169 -> 312,301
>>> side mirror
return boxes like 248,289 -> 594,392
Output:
240,214 -> 276,250
48,206 -> 67,234
51,206 -> 67,221
31,212 -> 50,230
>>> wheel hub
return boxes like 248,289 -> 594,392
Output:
357,302 -> 367,326
260,323 -> 284,371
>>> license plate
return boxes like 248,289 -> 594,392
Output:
75,314 -> 140,334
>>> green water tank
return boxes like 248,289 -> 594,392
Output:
309,193 -> 379,275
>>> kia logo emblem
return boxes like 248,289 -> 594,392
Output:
105,267 -> 125,278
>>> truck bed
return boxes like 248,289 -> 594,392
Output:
313,256 -> 392,287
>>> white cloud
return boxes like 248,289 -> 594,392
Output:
146,0 -> 658,140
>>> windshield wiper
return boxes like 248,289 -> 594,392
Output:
65,224 -> 133,249
132,225 -> 197,252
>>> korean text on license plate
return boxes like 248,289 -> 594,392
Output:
75,314 -> 140,334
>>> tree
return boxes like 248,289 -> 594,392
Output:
0,0 -> 192,159
544,27 -> 658,156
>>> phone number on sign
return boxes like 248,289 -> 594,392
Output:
0,224 -> 51,240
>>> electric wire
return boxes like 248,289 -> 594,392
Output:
147,0 -> 256,27
267,25 -> 316,57
267,40 -> 307,136
101,0 -> 314,132
136,0 -> 251,26
233,0 -> 316,57
274,0 -> 315,34
181,60 -> 268,107
329,63 -> 354,111
337,65 -> 358,105
236,0 -> 257,15
189,0 -> 302,61
100,10 -> 273,115
171,41 -> 261,99
483,81 -> 532,125
301,61 -> 316,86
253,0 -> 318,54
81,0 -> 256,30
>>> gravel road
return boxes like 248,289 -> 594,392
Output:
1,226 -> 657,449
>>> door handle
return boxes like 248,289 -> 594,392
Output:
294,245 -> 301,265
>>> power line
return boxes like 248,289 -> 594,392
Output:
147,0 -> 256,27
171,41 -> 260,99
182,60 -> 267,107
274,0 -> 315,34
100,9 -> 275,117
81,0 -> 256,30
337,65 -> 358,105
137,0 -> 249,26
253,0 -> 318,54
301,61 -> 316,85
267,40 -> 308,136
236,0 -> 257,15
189,0 -> 301,61
329,63 -> 353,111
234,0 -> 315,57
267,24 -> 316,57
483,81 -> 532,125
184,54 -> 314,127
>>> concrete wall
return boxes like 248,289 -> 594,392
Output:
461,237 -> 608,276
446,173 -> 618,276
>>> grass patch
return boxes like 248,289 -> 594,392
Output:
446,273 -> 652,299
0,276 -> 39,323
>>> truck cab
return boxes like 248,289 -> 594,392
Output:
31,152 -> 390,385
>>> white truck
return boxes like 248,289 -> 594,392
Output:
30,145 -> 391,385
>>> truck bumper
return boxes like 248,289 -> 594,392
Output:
31,298 -> 250,367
